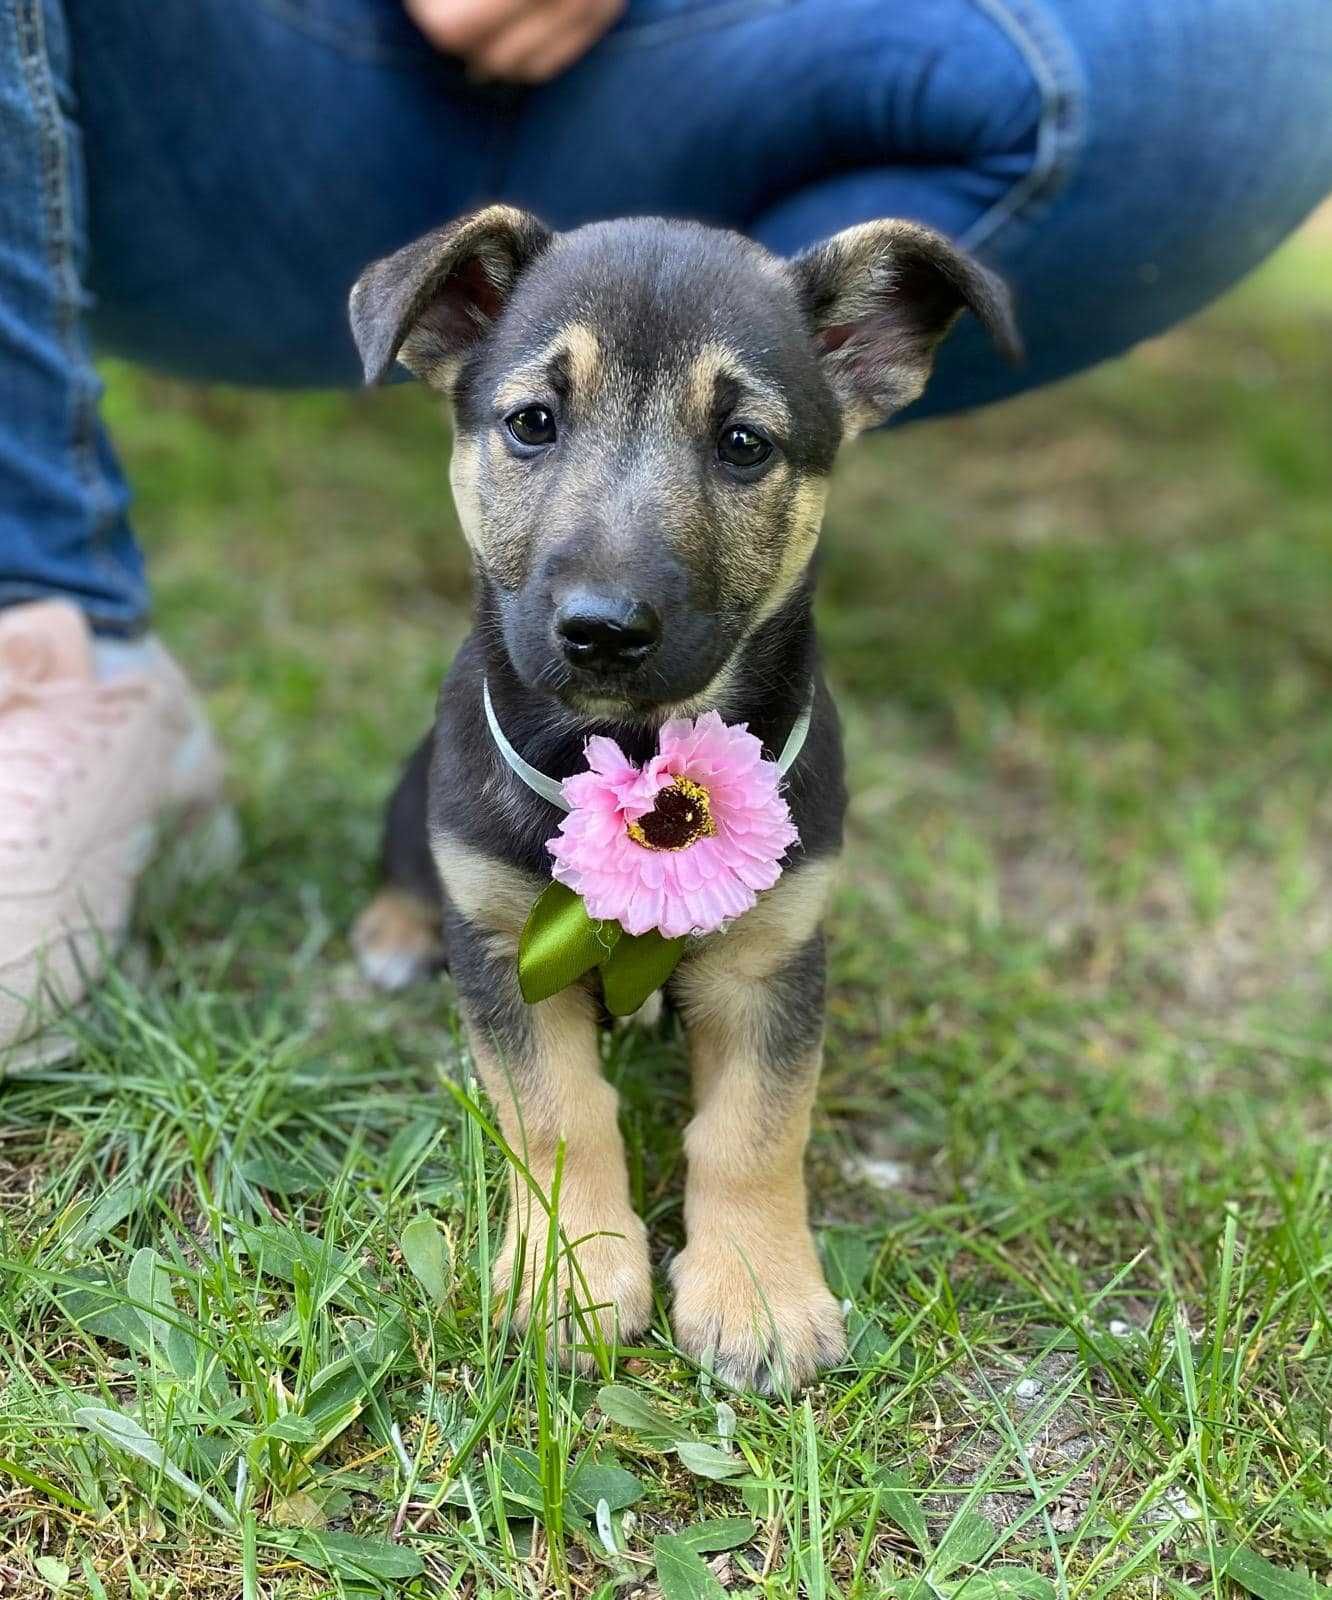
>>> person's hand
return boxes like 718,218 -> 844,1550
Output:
404,0 -> 625,82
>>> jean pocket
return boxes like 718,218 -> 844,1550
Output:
255,0 -> 440,66
600,0 -> 805,54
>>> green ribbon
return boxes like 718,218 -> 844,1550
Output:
518,880 -> 686,1016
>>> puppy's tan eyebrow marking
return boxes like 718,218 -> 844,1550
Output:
685,341 -> 791,438
494,321 -> 605,412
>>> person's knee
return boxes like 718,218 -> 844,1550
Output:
911,0 -> 1332,418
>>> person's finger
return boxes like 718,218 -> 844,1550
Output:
505,8 -> 621,82
470,0 -> 623,81
466,3 -> 581,78
404,0 -> 527,56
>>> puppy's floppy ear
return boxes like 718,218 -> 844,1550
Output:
787,220 -> 1021,431
349,204 -> 552,388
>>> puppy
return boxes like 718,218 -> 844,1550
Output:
347,207 -> 1017,1392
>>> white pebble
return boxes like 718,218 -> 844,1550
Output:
841,1155 -> 910,1190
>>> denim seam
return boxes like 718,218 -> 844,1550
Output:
15,0 -> 130,616
955,0 -> 1085,254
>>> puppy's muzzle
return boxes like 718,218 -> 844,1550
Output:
554,589 -> 661,675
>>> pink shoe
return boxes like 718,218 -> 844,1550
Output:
0,601 -> 232,1067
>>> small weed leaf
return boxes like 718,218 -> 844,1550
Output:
933,1511 -> 999,1578
675,1441 -> 748,1480
269,1488 -> 326,1529
266,1528 -> 423,1582
654,1534 -> 728,1600
399,1214 -> 452,1306
875,1469 -> 930,1554
234,1222 -> 368,1312
60,1182 -> 138,1254
126,1248 -> 196,1381
258,1415 -> 321,1445
669,1517 -> 757,1554
497,1447 -> 545,1513
890,1574 -> 1056,1600
950,1571 -> 1059,1600
74,1405 -> 235,1528
567,1458 -> 647,1516
1193,1546 -> 1332,1600
846,1304 -> 894,1362
55,1271 -> 143,1350
236,1155 -> 323,1195
821,1231 -> 874,1298
34,1556 -> 70,1591
596,1383 -> 690,1444
295,1316 -> 409,1458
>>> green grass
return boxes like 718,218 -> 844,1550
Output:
3,218 -> 1332,1598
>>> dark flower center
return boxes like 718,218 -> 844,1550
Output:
627,776 -> 716,852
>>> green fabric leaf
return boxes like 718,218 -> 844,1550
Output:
600,928 -> 686,1016
519,881 -> 618,1004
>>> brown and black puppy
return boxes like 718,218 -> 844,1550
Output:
347,207 -> 1016,1392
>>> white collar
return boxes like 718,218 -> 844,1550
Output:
481,677 -> 815,813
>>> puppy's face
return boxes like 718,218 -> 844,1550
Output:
447,224 -> 844,714
351,209 -> 1016,715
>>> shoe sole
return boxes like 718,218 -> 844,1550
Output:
0,797 -> 241,1075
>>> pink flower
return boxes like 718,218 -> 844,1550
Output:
546,711 -> 799,940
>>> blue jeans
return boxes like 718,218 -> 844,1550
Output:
3,0 -> 1331,634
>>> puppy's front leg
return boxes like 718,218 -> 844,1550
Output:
461,972 -> 653,1364
439,842 -> 652,1367
669,863 -> 846,1392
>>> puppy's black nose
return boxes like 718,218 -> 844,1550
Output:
555,592 -> 661,672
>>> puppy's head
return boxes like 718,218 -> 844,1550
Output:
350,207 -> 1017,716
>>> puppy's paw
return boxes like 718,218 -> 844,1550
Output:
351,888 -> 445,991
670,1231 -> 846,1394
495,1209 -> 653,1370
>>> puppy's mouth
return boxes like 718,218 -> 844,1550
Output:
547,651 -> 738,723
555,664 -> 676,716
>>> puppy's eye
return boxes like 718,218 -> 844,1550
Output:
506,405 -> 557,448
717,424 -> 773,473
